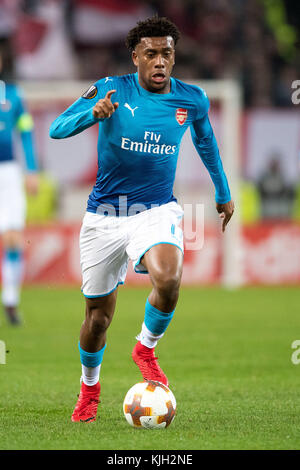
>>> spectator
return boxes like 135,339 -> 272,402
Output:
0,0 -> 298,106
257,156 -> 296,220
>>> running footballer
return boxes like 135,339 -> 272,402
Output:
50,16 -> 234,423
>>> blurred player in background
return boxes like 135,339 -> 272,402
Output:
50,16 -> 234,423
0,37 -> 39,325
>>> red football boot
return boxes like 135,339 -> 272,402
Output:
71,381 -> 100,422
132,341 -> 169,386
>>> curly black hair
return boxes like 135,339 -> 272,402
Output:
125,16 -> 180,52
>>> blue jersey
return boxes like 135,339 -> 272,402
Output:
50,73 -> 231,215
0,83 -> 37,171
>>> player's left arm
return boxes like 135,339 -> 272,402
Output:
190,91 -> 234,232
14,88 -> 39,195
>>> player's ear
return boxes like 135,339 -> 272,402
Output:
132,50 -> 138,67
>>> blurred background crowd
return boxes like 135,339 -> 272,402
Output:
0,0 -> 299,108
0,0 -> 300,287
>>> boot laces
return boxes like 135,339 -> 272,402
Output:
74,393 -> 99,415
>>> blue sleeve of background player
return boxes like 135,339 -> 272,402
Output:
191,89 -> 231,204
15,88 -> 38,172
49,81 -> 109,139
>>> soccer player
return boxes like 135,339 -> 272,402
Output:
0,38 -> 39,324
49,16 -> 234,422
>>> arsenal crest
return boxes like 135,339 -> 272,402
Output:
175,108 -> 188,125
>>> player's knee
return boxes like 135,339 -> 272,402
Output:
152,267 -> 181,298
86,306 -> 112,337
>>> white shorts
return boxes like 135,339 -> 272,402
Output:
80,201 -> 184,297
0,161 -> 26,234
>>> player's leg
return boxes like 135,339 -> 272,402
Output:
127,202 -> 185,386
72,291 -> 118,423
72,212 -> 128,422
142,243 -> 183,313
0,162 -> 26,325
79,292 -> 118,384
132,243 -> 183,386
1,230 -> 24,325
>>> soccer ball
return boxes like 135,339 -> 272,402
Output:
123,380 -> 176,429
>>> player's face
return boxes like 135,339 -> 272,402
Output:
132,36 -> 175,94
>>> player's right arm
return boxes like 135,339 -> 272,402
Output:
49,82 -> 118,139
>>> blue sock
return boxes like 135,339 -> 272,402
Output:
5,249 -> 22,262
144,299 -> 175,335
78,342 -> 107,368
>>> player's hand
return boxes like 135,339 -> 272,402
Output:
216,199 -> 234,232
92,90 -> 119,119
25,172 -> 39,196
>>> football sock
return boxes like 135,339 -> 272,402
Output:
137,299 -> 175,348
1,249 -> 24,308
137,322 -> 164,349
78,342 -> 107,387
81,364 -> 101,387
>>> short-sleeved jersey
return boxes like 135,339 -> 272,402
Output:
50,73 -> 231,214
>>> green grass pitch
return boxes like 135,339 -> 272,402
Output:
0,285 -> 299,450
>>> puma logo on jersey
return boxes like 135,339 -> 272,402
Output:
124,103 -> 138,117
105,77 -> 113,83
